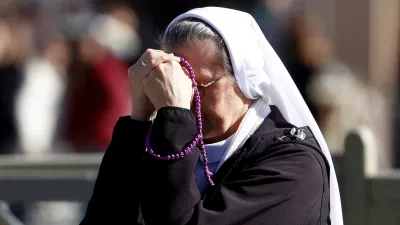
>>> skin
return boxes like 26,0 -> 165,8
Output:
129,39 -> 253,143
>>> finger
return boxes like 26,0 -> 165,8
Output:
169,53 -> 181,62
161,60 -> 188,79
140,50 -> 179,73
145,51 -> 179,69
128,50 -> 171,77
143,65 -> 162,88
154,49 -> 180,62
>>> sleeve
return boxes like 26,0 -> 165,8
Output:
141,107 -> 326,225
90,54 -> 132,148
80,116 -> 151,225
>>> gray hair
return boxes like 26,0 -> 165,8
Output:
161,18 -> 235,80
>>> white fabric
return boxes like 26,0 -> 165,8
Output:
16,58 -> 66,154
196,133 -> 236,198
166,7 -> 343,225
217,99 -> 270,168
89,15 -> 142,60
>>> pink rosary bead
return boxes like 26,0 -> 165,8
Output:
145,57 -> 215,187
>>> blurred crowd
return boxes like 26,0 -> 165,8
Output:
0,0 -> 397,224
0,0 -> 374,155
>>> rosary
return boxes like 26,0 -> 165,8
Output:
144,57 -> 215,186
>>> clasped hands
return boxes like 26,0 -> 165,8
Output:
128,49 -> 193,121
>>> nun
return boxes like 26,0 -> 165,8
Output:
80,7 -> 343,225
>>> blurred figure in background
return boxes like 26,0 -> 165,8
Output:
0,0 -> 36,155
0,18 -> 24,155
64,6 -> 135,152
279,12 -> 322,118
14,33 -> 85,225
16,35 -> 70,154
94,2 -> 142,62
242,2 -> 320,117
241,0 -> 295,54
308,63 -> 367,153
279,12 -> 366,153
296,13 -> 390,165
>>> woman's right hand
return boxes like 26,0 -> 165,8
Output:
128,49 -> 180,121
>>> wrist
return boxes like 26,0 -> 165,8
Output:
155,100 -> 191,111
131,109 -> 154,121
169,102 -> 191,110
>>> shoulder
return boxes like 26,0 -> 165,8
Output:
236,105 -> 329,186
249,106 -> 329,178
236,137 -> 328,207
245,126 -> 329,187
260,127 -> 325,161
231,130 -> 330,223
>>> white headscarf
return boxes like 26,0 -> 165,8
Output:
166,7 -> 343,225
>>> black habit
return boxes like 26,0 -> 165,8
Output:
80,105 -> 330,225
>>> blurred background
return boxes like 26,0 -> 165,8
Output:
0,0 -> 399,224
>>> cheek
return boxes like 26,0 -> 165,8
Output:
199,95 -> 224,120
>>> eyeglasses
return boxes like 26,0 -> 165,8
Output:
197,75 -> 227,98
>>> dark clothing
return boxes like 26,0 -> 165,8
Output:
0,64 -> 22,154
283,55 -> 319,119
65,54 -> 130,151
80,106 -> 330,225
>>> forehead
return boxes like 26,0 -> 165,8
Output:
167,38 -> 224,75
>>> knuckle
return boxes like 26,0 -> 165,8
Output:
145,48 -> 153,54
143,49 -> 169,69
148,58 -> 157,68
154,63 -> 164,72
144,49 -> 154,59
162,53 -> 171,59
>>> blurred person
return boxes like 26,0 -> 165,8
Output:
64,14 -> 131,152
0,3 -> 36,154
80,7 -> 342,225
303,15 -> 391,166
87,3 -> 142,62
307,64 -> 367,153
241,0 -> 295,53
15,34 -> 85,225
0,4 -> 47,222
15,35 -> 70,154
310,67 -> 391,166
277,12 -> 334,120
0,18 -> 23,154
287,13 -> 364,153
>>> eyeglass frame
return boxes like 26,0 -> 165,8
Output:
197,74 -> 227,97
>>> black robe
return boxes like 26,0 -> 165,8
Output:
80,106 -> 330,225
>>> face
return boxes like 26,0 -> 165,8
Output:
167,39 -> 252,143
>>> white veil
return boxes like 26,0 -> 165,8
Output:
166,7 -> 343,225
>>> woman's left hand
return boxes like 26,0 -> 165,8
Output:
143,60 -> 193,110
